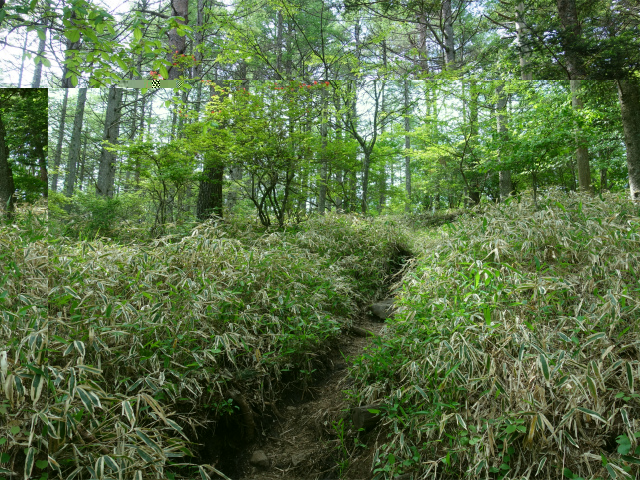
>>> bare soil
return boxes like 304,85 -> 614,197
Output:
233,316 -> 386,480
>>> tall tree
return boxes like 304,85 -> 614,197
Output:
496,82 -> 512,202
0,107 -> 15,218
65,88 -> 88,198
196,84 -> 224,220
617,79 -> 640,203
404,78 -> 412,212
167,0 -> 189,80
96,87 -> 123,197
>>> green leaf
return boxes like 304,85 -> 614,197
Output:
621,455 -> 640,465
159,65 -> 169,79
539,354 -> 550,381
626,362 -> 634,393
122,400 -> 135,428
116,57 -> 127,71
586,375 -> 598,403
605,463 -> 617,479
134,28 -> 143,41
103,455 -> 119,471
37,29 -> 46,41
583,332 -> 606,348
576,406 -> 608,424
64,29 -> 81,43
24,446 -> 35,478
35,460 -> 48,469
41,57 -> 51,68
70,74 -> 78,87
84,29 -> 98,43
617,434 -> 632,455
135,428 -> 162,454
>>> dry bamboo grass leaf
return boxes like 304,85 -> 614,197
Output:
351,190 -> 640,479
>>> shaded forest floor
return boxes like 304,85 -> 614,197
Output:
234,315 -> 385,480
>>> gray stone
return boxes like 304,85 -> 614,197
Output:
291,452 -> 306,467
370,298 -> 395,320
249,450 -> 269,468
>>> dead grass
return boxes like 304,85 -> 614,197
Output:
350,189 -> 640,479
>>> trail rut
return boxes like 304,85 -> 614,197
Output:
232,316 -> 386,480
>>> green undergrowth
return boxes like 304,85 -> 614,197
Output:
44,212 -> 410,479
0,202 -> 48,479
348,189 -> 640,480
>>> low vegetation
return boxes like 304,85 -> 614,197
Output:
3,188 -> 640,480
348,189 -> 640,479
44,212 -> 410,479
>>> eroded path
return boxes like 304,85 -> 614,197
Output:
234,315 -> 386,480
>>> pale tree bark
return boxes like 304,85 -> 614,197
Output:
96,87 -> 123,197
467,80 -> 480,205
515,2 -> 532,80
617,79 -> 640,203
51,89 -> 69,192
167,0 -> 189,80
496,82 -> 512,201
404,78 -> 412,212
377,62 -> 387,212
571,80 -> 590,192
556,0 -> 590,192
0,112 -> 15,218
276,10 -> 284,79
79,135 -> 87,190
65,88 -> 88,197
32,23 -> 46,87
17,33 -> 28,87
442,0 -> 455,69
318,86 -> 328,214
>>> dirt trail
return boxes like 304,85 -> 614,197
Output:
233,316 -> 385,480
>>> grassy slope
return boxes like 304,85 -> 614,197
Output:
349,190 -> 640,480
45,213 -> 410,479
0,203 -> 48,479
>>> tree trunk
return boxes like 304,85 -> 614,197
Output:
515,2 -> 532,80
167,0 -> 189,80
51,89 -> 69,192
571,80 -> 591,192
79,135 -> 87,190
600,168 -> 607,193
0,112 -> 15,218
96,86 -> 123,197
362,148 -> 371,213
65,88 -> 88,198
276,10 -> 284,79
17,33 -> 28,87
32,23 -> 47,87
617,79 -> 640,203
496,83 -> 513,201
556,0 -> 585,79
318,87 -> 328,214
467,80 -> 480,205
404,78 -> 412,212
196,85 -> 225,220
196,158 -> 224,221
442,0 -> 455,69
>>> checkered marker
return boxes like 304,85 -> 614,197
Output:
176,79 -> 183,89
151,79 -> 160,88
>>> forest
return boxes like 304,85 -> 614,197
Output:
1,0 -> 640,479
